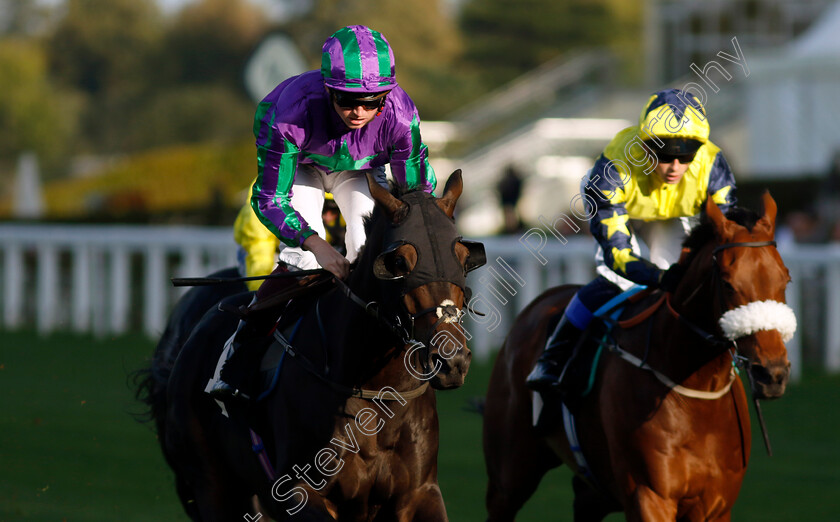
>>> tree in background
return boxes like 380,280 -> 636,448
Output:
0,39 -> 80,169
164,0 -> 269,90
459,0 -> 614,90
283,0 -> 476,120
46,0 -> 165,153
123,0 -> 268,150
47,0 -> 163,97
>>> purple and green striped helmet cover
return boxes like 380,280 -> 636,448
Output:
321,25 -> 396,93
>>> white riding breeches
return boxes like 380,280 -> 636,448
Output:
278,165 -> 388,270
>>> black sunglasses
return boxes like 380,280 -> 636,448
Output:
654,151 -> 696,164
330,90 -> 387,111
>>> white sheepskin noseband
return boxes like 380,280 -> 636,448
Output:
718,300 -> 797,343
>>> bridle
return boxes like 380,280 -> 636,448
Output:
673,239 -> 778,348
365,191 -> 485,373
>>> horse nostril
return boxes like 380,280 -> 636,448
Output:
751,363 -> 789,385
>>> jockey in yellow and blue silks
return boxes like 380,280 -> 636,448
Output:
234,199 -> 280,292
527,88 -> 737,393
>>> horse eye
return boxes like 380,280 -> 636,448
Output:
395,257 -> 408,271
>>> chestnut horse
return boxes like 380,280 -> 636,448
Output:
139,171 -> 485,521
483,194 -> 793,521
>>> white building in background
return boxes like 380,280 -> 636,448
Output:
746,1 -> 840,177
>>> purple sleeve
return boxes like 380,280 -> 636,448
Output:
251,89 -> 315,248
386,92 -> 437,194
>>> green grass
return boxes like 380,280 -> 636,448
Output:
1,330 -> 839,520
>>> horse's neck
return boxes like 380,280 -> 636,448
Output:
653,263 -> 732,387
328,259 -> 412,390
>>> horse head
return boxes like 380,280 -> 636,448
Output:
697,193 -> 794,399
363,170 -> 484,390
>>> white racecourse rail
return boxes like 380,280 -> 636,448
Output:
2,224 -> 839,380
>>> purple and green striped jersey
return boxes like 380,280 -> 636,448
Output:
251,70 -> 436,247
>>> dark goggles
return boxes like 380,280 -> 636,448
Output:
644,138 -> 702,164
330,89 -> 388,111
654,151 -> 696,164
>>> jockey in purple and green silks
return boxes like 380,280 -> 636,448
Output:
211,26 -> 438,400
250,25 -> 436,281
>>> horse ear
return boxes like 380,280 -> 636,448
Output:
366,172 -> 406,222
757,191 -> 777,237
437,169 -> 463,218
705,196 -> 732,238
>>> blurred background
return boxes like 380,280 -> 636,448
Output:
1,0 -> 839,520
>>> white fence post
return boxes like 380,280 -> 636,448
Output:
825,260 -> 840,372
144,245 -> 167,338
3,242 -> 24,328
36,244 -> 59,334
71,244 -> 91,332
109,245 -> 130,334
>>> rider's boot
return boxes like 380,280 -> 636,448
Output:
525,314 -> 583,393
208,310 -> 277,401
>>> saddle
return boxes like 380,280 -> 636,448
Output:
215,270 -> 335,401
536,286 -> 651,429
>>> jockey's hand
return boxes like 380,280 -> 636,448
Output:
303,234 -> 350,280
658,263 -> 685,293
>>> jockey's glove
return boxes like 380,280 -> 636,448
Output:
658,263 -> 686,293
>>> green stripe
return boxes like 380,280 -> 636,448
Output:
253,102 -> 273,143
251,102 -> 276,231
403,114 -> 436,191
336,28 -> 362,82
275,139 -> 305,245
321,51 -> 332,79
252,147 -> 281,239
371,29 -> 392,82
252,137 -> 303,246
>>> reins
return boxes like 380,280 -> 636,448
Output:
273,324 -> 429,400
607,239 -> 778,401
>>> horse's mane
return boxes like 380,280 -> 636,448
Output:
682,205 -> 761,262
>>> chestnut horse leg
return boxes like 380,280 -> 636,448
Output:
625,485 -> 677,522
484,377 -> 561,520
395,483 -> 448,521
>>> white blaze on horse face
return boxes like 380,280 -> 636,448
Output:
718,300 -> 797,343
436,299 -> 464,324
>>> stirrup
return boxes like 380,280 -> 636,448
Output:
208,380 -> 251,401
526,359 -> 564,391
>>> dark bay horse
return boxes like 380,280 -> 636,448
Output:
483,194 -> 793,521
139,170 -> 484,521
